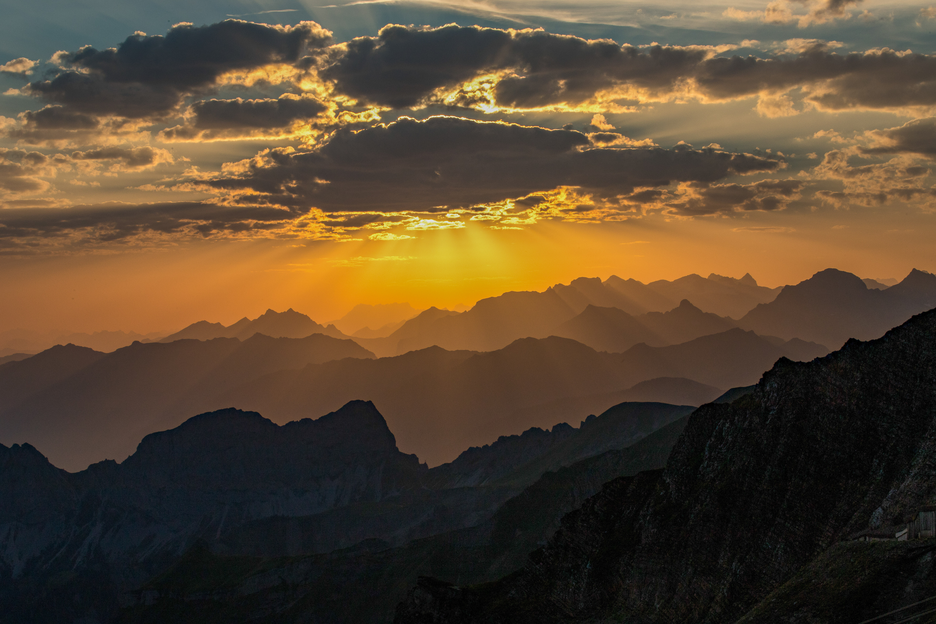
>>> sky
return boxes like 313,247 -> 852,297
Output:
0,0 -> 934,333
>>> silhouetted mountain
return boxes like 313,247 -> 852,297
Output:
740,268 -> 936,349
395,306 -> 936,624
618,327 -> 828,389
394,290 -> 577,353
0,328 -> 165,355
554,300 -> 737,352
0,353 -> 31,366
329,302 -> 420,336
1,324 -> 821,471
427,402 -> 691,490
55,329 -> 162,353
161,308 -> 346,343
617,377 -> 723,405
426,423 -> 576,489
648,272 -> 780,318
0,401 -> 427,624
1,398 -> 689,624
0,343 -> 105,411
500,377 -> 722,435
352,319 -> 410,339
357,273 -> 779,356
0,334 -> 374,470
862,277 -> 890,290
115,413 -> 692,624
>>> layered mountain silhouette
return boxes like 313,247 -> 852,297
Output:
356,274 -> 779,356
113,415 -> 692,624
395,306 -> 936,624
160,308 -> 347,342
0,328 -> 165,356
554,299 -> 737,352
225,332 -> 824,467
328,302 -> 421,337
739,268 -> 936,349
0,398 -> 686,624
0,333 -> 373,470
0,321 -> 826,470
350,270 -> 936,357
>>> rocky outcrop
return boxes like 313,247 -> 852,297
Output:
395,306 -> 936,623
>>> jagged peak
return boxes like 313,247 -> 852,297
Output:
899,268 -> 936,283
673,299 -> 702,312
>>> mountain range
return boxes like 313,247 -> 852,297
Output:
6,266 -> 936,470
2,267 -> 936,623
0,398 -> 690,624
394,304 -> 936,624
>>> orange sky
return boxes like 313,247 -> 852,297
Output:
1,1 -> 935,334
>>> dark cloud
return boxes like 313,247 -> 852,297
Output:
24,20 -> 331,119
70,146 -> 171,171
494,32 -> 708,109
321,24 -> 512,108
670,179 -> 804,215
689,48 -> 936,111
160,94 -> 329,141
190,95 -> 327,129
21,106 -> 100,130
203,116 -> 780,213
318,24 -> 936,114
321,24 -> 709,109
863,118 -> 936,158
25,72 -> 182,119
0,149 -> 51,194
0,201 -> 299,241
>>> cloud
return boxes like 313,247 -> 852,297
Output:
667,179 -> 805,216
0,149 -> 54,194
0,58 -> 38,77
0,201 -> 304,245
23,20 -> 332,119
320,24 -> 713,110
695,48 -> 936,115
160,94 -> 329,141
4,107 -> 149,148
724,0 -> 862,27
200,115 -> 781,215
806,147 -> 936,209
369,232 -> 414,240
313,24 -> 936,117
863,118 -> 936,158
69,146 -> 174,171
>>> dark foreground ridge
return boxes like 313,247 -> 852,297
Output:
395,306 -> 936,623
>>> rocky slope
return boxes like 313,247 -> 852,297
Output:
394,305 -> 936,623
